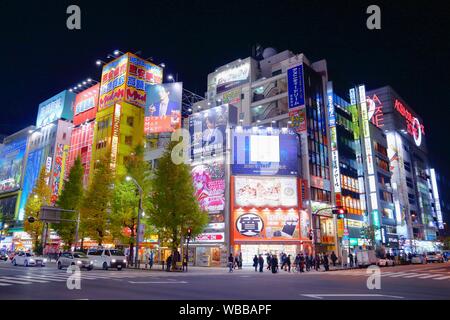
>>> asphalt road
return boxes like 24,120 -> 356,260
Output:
0,260 -> 449,300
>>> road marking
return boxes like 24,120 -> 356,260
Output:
301,294 -> 404,299
0,278 -> 32,284
432,275 -> 450,280
387,273 -> 415,277
417,274 -> 443,279
128,280 -> 188,284
402,273 -> 424,278
11,276 -> 49,283
0,282 -> 12,286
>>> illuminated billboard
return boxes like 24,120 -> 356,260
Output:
98,53 -> 163,110
287,64 -> 305,109
73,84 -> 99,125
36,90 -> 75,128
232,208 -> 301,242
211,61 -> 250,94
144,82 -> 182,134
234,176 -> 298,208
231,127 -> 298,176
192,161 -> 225,214
188,104 -> 237,160
0,137 -> 27,194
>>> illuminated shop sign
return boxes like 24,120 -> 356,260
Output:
0,137 -> 27,194
394,99 -> 425,147
366,94 -> 384,128
36,90 -> 75,128
74,84 -> 99,115
193,233 -> 225,243
110,104 -> 121,170
287,64 -> 305,109
430,169 -> 444,229
192,161 -> 225,213
213,61 -> 250,94
327,89 -> 341,194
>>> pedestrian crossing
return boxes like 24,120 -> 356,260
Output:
325,269 -> 450,281
0,270 -> 159,287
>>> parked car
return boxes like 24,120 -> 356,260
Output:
425,252 -> 444,263
0,253 -> 9,261
411,254 -> 426,264
57,251 -> 93,270
12,252 -> 46,267
86,248 -> 127,270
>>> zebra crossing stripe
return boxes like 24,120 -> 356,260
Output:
432,275 -> 450,280
12,276 -> 49,283
0,282 -> 12,286
0,278 -> 32,284
35,275 -> 67,282
418,274 -> 443,279
387,273 -> 415,277
402,273 -> 424,278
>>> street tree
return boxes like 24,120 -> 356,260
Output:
360,225 -> 379,248
53,156 -> 84,250
24,166 -> 52,253
80,157 -> 114,246
110,145 -> 154,264
148,141 -> 208,268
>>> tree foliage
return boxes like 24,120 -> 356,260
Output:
24,166 -> 52,253
79,157 -> 113,245
360,225 -> 379,248
53,156 -> 84,249
148,141 -> 208,255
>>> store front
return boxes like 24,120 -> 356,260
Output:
235,243 -> 312,266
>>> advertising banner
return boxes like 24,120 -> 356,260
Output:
98,55 -> 128,110
126,53 -> 163,108
0,137 -> 27,194
213,61 -> 250,94
287,64 -> 305,109
193,233 -> 225,243
192,161 -> 225,214
50,144 -> 66,204
288,107 -> 306,132
73,84 -> 99,125
189,104 -> 237,160
144,82 -> 182,134
222,88 -> 241,105
36,90 -> 75,128
232,208 -> 300,242
231,127 -> 298,176
234,176 -> 298,208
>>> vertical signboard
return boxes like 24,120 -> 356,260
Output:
287,64 -> 305,109
110,104 -> 121,170
288,107 -> 306,133
327,88 -> 341,197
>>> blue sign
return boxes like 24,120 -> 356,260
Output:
231,128 -> 299,176
36,90 -> 75,128
287,64 -> 305,109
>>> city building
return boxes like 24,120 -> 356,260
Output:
366,86 -> 441,252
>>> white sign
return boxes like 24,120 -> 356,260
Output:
194,233 -> 225,243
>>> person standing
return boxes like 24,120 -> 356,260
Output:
271,255 -> 278,274
149,251 -> 154,269
349,252 -> 354,268
305,253 -> 311,272
239,252 -> 243,269
228,254 -> 234,272
286,255 -> 291,272
294,254 -> 300,272
234,254 -> 239,270
331,251 -> 337,267
314,254 -> 320,271
266,253 -> 271,270
258,254 -> 264,272
253,255 -> 259,272
166,254 -> 172,272
323,252 -> 329,271
354,252 -> 358,267
299,253 -> 305,273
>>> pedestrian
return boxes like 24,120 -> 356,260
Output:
286,254 -> 291,272
258,254 -> 264,272
314,254 -> 320,271
407,252 -> 412,264
234,254 -> 239,270
271,255 -> 278,274
239,252 -> 243,269
305,253 -> 311,271
182,254 -> 188,272
294,254 -> 300,272
166,254 -> 172,272
299,253 -> 305,272
323,252 -> 329,271
331,251 -> 337,267
354,252 -> 358,267
253,255 -> 258,272
266,253 -> 271,270
228,254 -> 234,272
349,252 -> 354,268
144,251 -> 150,269
309,254 -> 314,271
149,251 -> 154,269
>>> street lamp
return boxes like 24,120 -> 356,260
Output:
167,74 -> 174,82
126,176 -> 143,267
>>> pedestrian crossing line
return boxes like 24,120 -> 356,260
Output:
432,275 -> 450,280
12,276 -> 49,283
35,275 -> 68,282
387,273 -> 417,278
417,274 -> 443,279
0,278 -> 32,284
0,282 -> 12,286
402,273 -> 424,278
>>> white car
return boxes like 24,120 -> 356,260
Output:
86,248 -> 127,270
411,254 -> 426,264
425,252 -> 444,263
12,252 -> 46,267
57,252 -> 93,270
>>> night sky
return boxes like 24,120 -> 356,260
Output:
1,0 -> 449,175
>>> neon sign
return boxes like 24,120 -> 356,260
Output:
394,99 -> 425,147
366,94 -> 384,128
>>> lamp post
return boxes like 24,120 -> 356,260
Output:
126,176 -> 143,267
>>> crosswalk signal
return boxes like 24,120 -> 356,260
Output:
332,207 -> 347,219
187,227 -> 192,240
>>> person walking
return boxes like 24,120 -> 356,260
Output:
239,252 -> 243,269
228,254 -> 234,272
349,252 -> 354,268
166,254 -> 172,272
286,254 -> 291,272
253,255 -> 259,272
331,251 -> 338,267
271,255 -> 278,274
234,254 -> 239,270
314,254 -> 320,271
258,254 -> 264,272
299,253 -> 305,272
149,251 -> 154,269
305,253 -> 311,272
266,253 -> 272,270
294,254 -> 300,272
354,252 -> 358,267
323,252 -> 329,271
309,254 -> 314,272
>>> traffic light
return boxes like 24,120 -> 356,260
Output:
332,207 -> 347,219
187,227 -> 192,239
308,229 -> 313,241
27,217 -> 35,223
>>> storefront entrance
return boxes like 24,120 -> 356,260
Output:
239,244 -> 299,266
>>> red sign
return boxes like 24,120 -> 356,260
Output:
394,99 -> 425,146
194,233 -> 224,242
366,94 -> 384,128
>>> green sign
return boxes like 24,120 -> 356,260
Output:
349,238 -> 358,246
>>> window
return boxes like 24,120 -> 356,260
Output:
62,133 -> 66,140
404,161 -> 411,172
125,136 -> 133,146
127,116 -> 134,127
